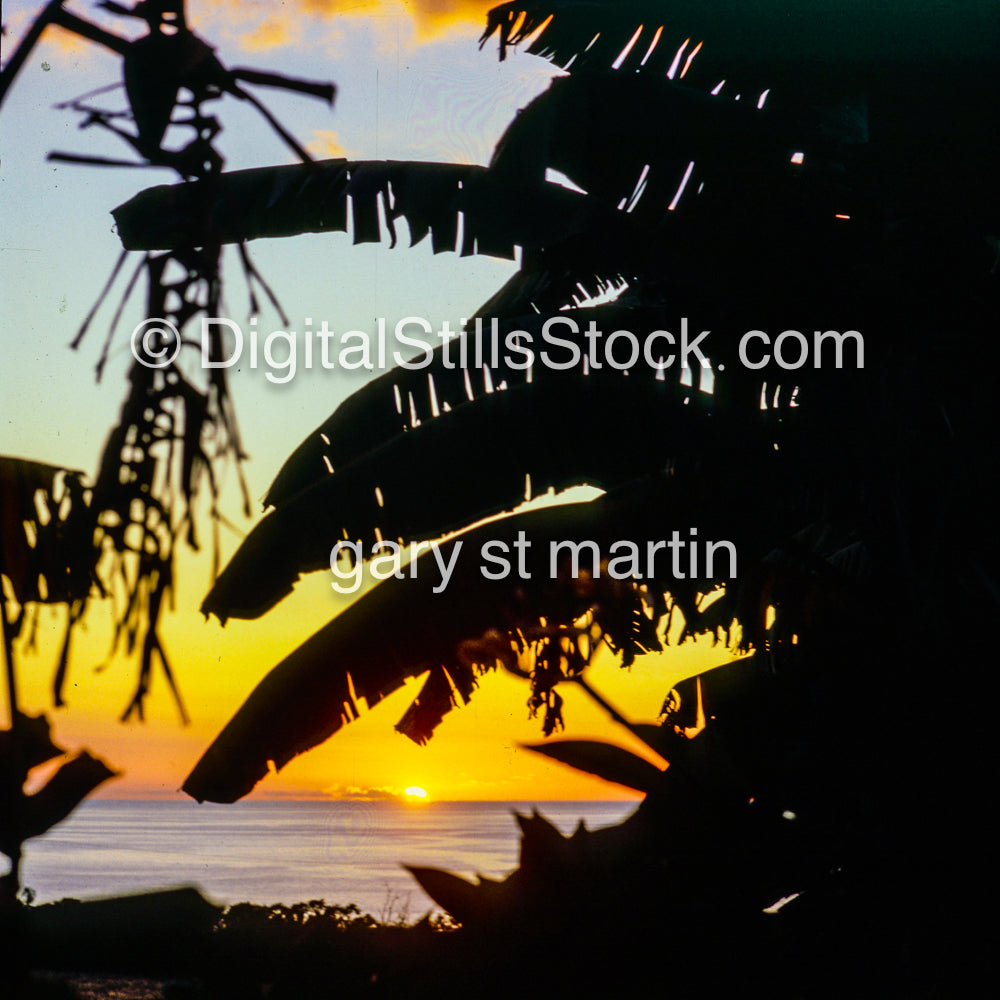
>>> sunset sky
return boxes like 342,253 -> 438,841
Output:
0,0 -> 738,802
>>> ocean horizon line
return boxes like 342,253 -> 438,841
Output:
84,793 -> 643,804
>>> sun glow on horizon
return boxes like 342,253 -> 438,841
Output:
404,785 -> 429,801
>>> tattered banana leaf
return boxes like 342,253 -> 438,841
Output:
261,304 -> 650,508
112,158 -> 631,254
188,467 -> 859,803
1,426 -> 200,718
0,456 -> 97,609
260,265 -> 877,522
482,0 -> 993,71
521,739 -> 666,794
112,67 -> 841,254
480,1 -> 999,224
487,71 -> 844,189
248,219 -> 907,564
202,367 -> 791,621
110,58 -> 845,255
185,484 -> 771,803
262,302 -> 715,509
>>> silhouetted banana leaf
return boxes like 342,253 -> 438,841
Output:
0,457 -> 97,609
110,52 -> 844,254
113,66 -> 840,253
263,303 -> 695,509
186,482 -> 777,802
487,70 -> 843,186
481,1 -> 995,80
202,365 -> 792,621
112,158 -> 628,254
260,264 -> 871,523
480,1 -> 1000,225
521,739 -> 665,794
188,450 -> 860,804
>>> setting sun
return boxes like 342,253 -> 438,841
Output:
404,786 -> 428,800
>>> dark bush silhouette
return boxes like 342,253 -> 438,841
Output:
1,4 -> 331,989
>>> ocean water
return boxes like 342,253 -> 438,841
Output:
20,799 -> 638,917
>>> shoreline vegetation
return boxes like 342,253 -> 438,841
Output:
15,888 -> 461,999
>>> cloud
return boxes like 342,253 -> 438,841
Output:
240,16 -> 303,52
324,783 -> 406,800
197,0 -> 493,53
306,129 -> 350,157
1,5 -> 99,63
298,1 -> 492,39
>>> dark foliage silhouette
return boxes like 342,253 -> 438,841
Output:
0,457 -> 118,936
134,3 -> 994,994
1,4 -> 331,985
3,0 -> 997,995
1,0 -> 334,723
0,712 -> 116,906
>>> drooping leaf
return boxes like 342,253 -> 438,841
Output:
112,70 -> 828,254
186,480 -> 776,802
106,151 -> 582,273
262,300 -> 730,511
0,456 -> 97,609
114,160 -> 498,252
202,366 -> 792,622
185,501 -> 607,800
